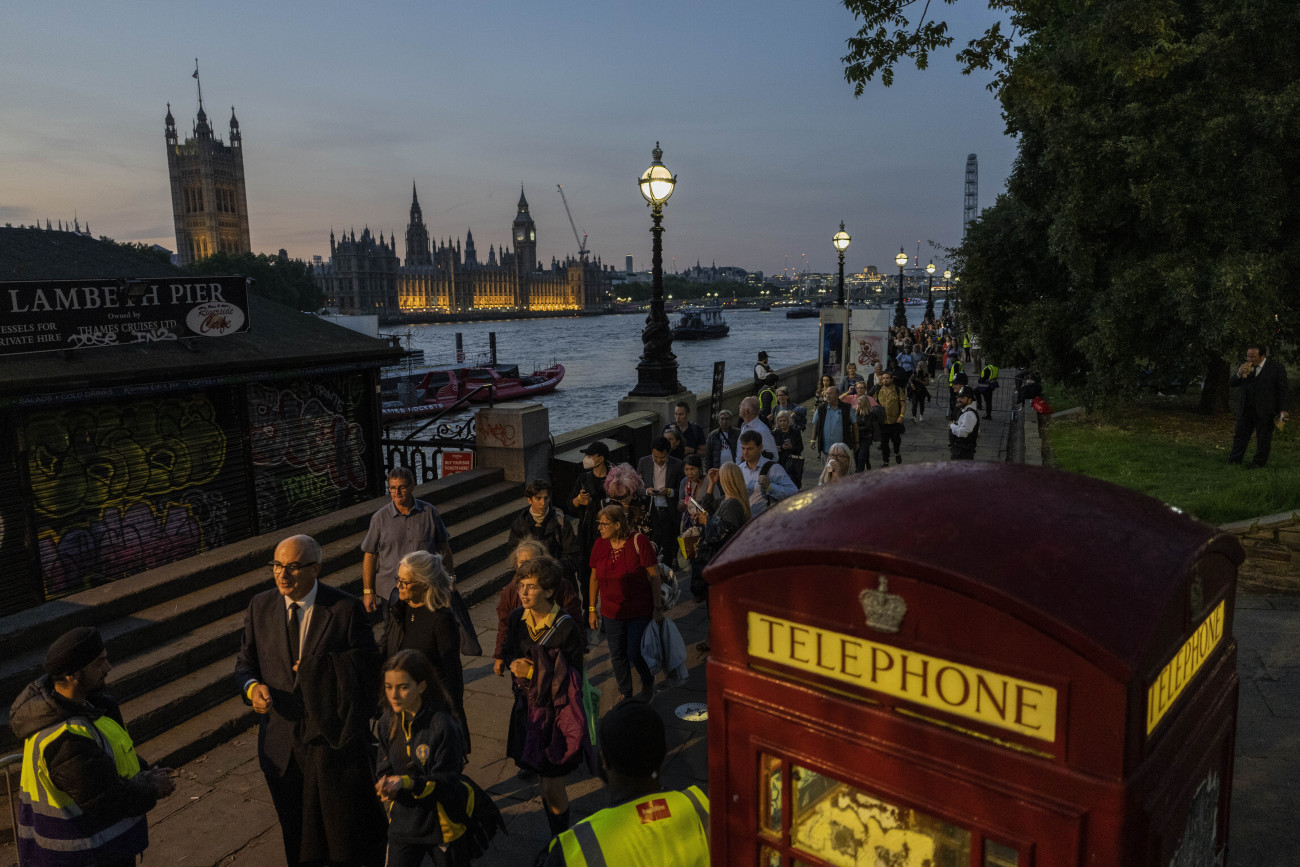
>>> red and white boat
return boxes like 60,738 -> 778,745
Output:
381,363 -> 564,422
463,363 -> 565,403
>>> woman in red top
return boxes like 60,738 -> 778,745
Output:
588,504 -> 663,702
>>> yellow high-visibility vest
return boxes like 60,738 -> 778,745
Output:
19,714 -> 147,866
551,785 -> 709,866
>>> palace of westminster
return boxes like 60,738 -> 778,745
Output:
164,95 -> 612,317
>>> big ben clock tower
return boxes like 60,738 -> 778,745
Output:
512,186 -> 537,273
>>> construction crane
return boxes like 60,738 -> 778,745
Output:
556,184 -> 589,261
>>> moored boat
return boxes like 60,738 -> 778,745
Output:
672,306 -> 730,339
464,363 -> 565,402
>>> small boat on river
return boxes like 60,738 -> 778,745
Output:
464,363 -> 565,402
784,306 -> 820,319
672,306 -> 730,340
380,362 -> 564,422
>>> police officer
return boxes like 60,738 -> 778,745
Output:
10,627 -> 175,866
949,386 -> 981,460
544,702 -> 709,866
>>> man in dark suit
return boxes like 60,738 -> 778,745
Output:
235,534 -> 385,866
1229,344 -> 1289,468
637,437 -> 685,568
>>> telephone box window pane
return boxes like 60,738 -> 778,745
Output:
760,844 -> 782,867
790,765 -> 972,867
984,840 -> 1019,866
761,753 -> 783,836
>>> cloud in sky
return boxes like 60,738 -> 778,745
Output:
0,1 -> 1018,276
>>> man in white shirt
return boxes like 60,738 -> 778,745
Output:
753,351 -> 773,393
738,431 -> 797,517
738,396 -> 778,459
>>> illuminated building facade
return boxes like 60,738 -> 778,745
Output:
318,185 -> 611,317
164,101 -> 251,266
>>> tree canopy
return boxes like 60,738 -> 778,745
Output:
185,250 -> 322,311
844,0 -> 1300,409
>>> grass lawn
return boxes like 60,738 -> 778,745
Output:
1045,392 -> 1300,525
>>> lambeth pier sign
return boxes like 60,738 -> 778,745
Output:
0,275 -> 250,355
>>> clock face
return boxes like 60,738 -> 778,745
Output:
515,230 -> 524,242
529,230 -> 535,241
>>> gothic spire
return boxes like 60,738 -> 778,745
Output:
518,184 -> 529,213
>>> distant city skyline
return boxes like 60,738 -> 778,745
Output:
0,2 -> 1019,278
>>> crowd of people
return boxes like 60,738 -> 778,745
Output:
13,338 -> 1003,867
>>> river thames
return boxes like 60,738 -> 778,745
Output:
387,307 -> 935,435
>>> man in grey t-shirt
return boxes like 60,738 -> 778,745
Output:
359,467 -> 454,612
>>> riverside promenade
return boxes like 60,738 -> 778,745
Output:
2,376 -> 1296,864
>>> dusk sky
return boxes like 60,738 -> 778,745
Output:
1,2 -> 1018,279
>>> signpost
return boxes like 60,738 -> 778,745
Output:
441,451 -> 474,476
708,360 -> 726,429
0,276 -> 252,356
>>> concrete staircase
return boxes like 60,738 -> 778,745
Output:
0,467 -> 524,770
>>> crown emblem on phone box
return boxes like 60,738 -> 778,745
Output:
860,576 -> 907,634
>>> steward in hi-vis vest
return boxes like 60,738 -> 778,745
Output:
545,701 -> 710,867
10,627 -> 174,867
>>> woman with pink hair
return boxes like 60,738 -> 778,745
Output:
601,463 -> 652,539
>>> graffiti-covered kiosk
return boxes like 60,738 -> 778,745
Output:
706,462 -> 1242,866
0,274 -> 400,616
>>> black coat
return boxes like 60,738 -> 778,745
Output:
1231,360 -> 1289,421
636,455 -> 685,502
381,602 -> 466,728
375,703 -> 465,846
233,582 -> 386,865
509,507 -> 581,578
8,678 -> 158,823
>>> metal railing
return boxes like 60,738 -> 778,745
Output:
380,384 -> 492,483
2,751 -> 20,862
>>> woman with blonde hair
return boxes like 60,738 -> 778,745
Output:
381,551 -> 466,751
818,442 -> 855,486
691,462 -> 751,652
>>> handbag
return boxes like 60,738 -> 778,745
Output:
448,588 -> 483,657
784,455 -> 806,490
1032,395 -> 1054,415
581,668 -> 601,747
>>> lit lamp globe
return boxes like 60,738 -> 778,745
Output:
927,262 -> 936,277
638,143 -> 676,206
895,249 -> 909,269
833,226 -> 851,253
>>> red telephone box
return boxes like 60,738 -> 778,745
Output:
705,462 -> 1243,866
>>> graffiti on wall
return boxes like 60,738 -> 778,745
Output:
248,383 -> 368,491
23,395 -> 235,596
247,376 -> 370,533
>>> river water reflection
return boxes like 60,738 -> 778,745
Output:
388,307 -> 933,435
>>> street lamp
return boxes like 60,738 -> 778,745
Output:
942,269 -> 952,318
894,247 -> 908,329
832,222 -> 851,307
630,142 -> 683,396
925,261 -> 936,321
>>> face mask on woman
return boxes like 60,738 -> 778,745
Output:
582,456 -> 596,469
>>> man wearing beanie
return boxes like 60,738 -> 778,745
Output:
10,626 -> 175,866
544,702 -> 709,866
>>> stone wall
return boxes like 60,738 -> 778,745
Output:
1220,511 -> 1300,593
547,358 -> 819,497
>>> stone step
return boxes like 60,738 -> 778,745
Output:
0,471 -> 524,754
0,467 -> 508,661
132,696 -> 255,771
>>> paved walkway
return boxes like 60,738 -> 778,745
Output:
3,371 -> 1297,864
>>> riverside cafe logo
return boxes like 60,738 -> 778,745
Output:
0,276 -> 250,355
